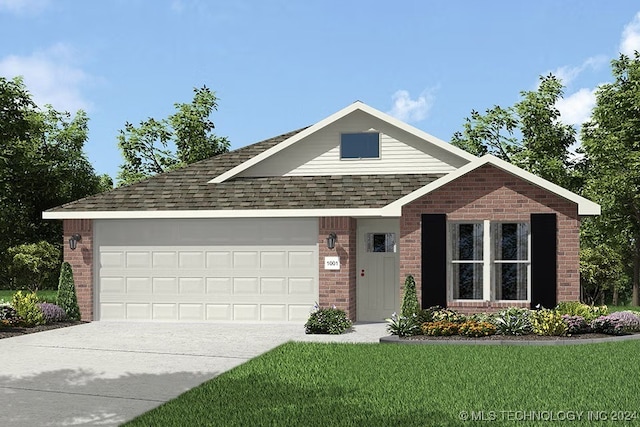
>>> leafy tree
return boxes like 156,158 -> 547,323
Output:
581,53 -> 640,306
580,243 -> 625,305
0,77 -> 107,287
451,75 -> 577,190
7,241 -> 60,291
117,86 -> 229,185
56,262 -> 80,321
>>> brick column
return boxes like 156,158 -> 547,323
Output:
318,217 -> 357,320
63,219 -> 93,321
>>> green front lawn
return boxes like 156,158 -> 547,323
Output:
126,341 -> 640,426
0,289 -> 57,303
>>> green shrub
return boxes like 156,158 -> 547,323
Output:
386,312 -> 420,337
530,309 -> 567,336
57,262 -> 81,321
7,241 -> 60,292
401,275 -> 419,318
415,306 -> 442,324
421,321 -> 459,336
493,307 -> 532,336
458,320 -> 496,337
12,290 -> 45,327
304,304 -> 352,335
555,301 -> 608,322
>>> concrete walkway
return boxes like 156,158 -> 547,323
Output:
1,321 -> 387,426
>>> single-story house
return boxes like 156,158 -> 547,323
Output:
43,101 -> 600,323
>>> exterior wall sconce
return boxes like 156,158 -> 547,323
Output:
69,233 -> 82,250
326,233 -> 337,250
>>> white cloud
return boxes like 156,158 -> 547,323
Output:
0,0 -> 48,14
0,44 -> 93,112
555,87 -> 597,126
387,89 -> 435,123
550,55 -> 607,87
620,11 -> 640,56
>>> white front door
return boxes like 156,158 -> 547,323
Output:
356,219 -> 400,322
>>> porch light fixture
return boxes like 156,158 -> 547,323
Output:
326,233 -> 337,250
69,233 -> 81,250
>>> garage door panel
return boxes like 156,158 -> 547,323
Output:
233,277 -> 259,294
260,277 -> 287,294
207,277 -> 232,294
207,304 -> 232,320
289,251 -> 314,268
126,303 -> 151,319
178,252 -> 205,268
153,278 -> 178,294
126,277 -> 152,294
179,277 -> 205,294
96,219 -> 318,322
152,252 -> 177,268
233,251 -> 259,268
206,251 -> 231,268
101,252 -> 124,268
152,303 -> 177,320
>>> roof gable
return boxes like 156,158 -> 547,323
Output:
210,101 -> 477,183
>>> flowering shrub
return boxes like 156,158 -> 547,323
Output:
493,308 -> 532,336
304,304 -> 352,335
421,321 -> 459,336
458,320 -> 496,337
12,291 -> 45,327
386,312 -> 420,337
562,315 -> 589,334
591,316 -> 625,335
555,301 -> 608,322
530,309 -> 567,336
604,311 -> 640,333
430,308 -> 466,323
0,305 -> 21,327
37,303 -> 67,324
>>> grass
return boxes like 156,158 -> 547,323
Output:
0,289 -> 57,303
125,341 -> 640,427
608,305 -> 640,313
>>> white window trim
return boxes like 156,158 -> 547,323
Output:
449,220 -> 531,303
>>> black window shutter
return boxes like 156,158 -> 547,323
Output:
421,214 -> 447,309
530,213 -> 557,309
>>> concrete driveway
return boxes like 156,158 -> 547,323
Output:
1,321 -> 386,426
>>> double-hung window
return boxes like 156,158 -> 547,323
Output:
450,221 -> 530,301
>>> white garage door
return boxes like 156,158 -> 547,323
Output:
95,218 -> 318,322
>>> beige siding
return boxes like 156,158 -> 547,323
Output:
238,110 -> 468,177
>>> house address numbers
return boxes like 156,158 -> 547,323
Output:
324,256 -> 340,270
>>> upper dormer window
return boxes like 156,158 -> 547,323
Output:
340,132 -> 380,159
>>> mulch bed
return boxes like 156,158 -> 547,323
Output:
0,321 -> 86,340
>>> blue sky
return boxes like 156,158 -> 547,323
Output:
1,0 -> 639,181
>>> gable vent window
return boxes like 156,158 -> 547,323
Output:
340,132 -> 380,159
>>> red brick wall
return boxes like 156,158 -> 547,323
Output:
318,217 -> 357,320
400,164 -> 580,314
63,219 -> 93,321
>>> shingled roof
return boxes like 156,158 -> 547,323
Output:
47,127 -> 442,213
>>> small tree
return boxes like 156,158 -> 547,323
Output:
401,275 -> 419,318
7,241 -> 60,291
57,262 -> 81,320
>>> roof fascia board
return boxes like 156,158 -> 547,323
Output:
384,154 -> 601,216
42,207 -> 392,220
210,101 -> 476,183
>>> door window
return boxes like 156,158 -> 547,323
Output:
366,233 -> 396,253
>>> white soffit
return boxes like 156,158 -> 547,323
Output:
209,101 -> 476,183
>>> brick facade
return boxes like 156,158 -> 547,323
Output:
400,164 -> 581,315
63,219 -> 93,321
318,217 -> 357,320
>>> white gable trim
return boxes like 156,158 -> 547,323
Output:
210,101 -> 476,183
382,154 -> 601,216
